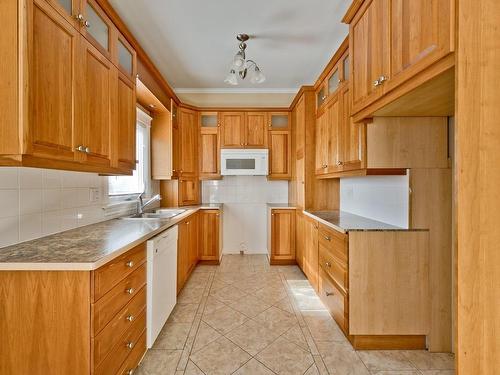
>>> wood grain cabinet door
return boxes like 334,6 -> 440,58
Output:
350,0 -> 391,113
315,109 -> 329,175
339,85 -> 364,172
268,130 -> 291,179
220,112 -> 245,148
179,109 -> 198,177
199,129 -> 220,179
325,95 -> 342,174
244,112 -> 268,148
390,0 -> 453,88
27,0 -> 79,162
113,71 -> 136,172
179,177 -> 200,206
270,209 -> 296,261
77,37 -> 113,167
45,0 -> 82,30
304,217 -> 319,291
200,210 -> 220,261
172,104 -> 181,178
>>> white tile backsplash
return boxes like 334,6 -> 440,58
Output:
0,167 -> 111,248
202,176 -> 288,254
340,175 -> 410,228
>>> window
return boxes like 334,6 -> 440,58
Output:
108,108 -> 152,196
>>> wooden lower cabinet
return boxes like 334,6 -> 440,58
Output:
268,208 -> 296,264
0,244 -> 147,374
303,216 -> 319,291
199,210 -> 222,263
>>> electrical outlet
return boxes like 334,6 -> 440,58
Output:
89,188 -> 100,203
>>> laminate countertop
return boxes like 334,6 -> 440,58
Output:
303,210 -> 424,234
0,204 -> 222,271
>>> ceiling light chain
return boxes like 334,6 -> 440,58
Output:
224,34 -> 266,85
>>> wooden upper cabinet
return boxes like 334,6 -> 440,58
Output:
315,109 -> 329,174
316,95 -> 341,175
221,112 -> 244,148
268,130 -> 291,180
270,209 -> 296,263
179,177 -> 200,206
199,210 -> 221,262
350,0 -> 391,112
339,85 -> 363,171
76,38 -> 113,167
27,0 -> 78,162
178,108 -> 198,177
81,0 -> 114,59
390,0 -> 453,85
113,72 -> 136,171
244,112 -> 267,148
199,112 -> 220,179
172,104 -> 181,178
316,81 -> 328,109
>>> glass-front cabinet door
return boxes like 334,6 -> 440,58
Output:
327,67 -> 340,95
81,0 -> 113,58
269,112 -> 290,130
117,33 -> 137,82
47,0 -> 82,29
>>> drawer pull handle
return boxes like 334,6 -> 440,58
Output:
326,291 -> 334,297
325,262 -> 331,268
126,341 -> 134,349
126,315 -> 135,322
125,288 -> 135,295
127,370 -> 134,375
126,260 -> 134,268
324,236 -> 331,241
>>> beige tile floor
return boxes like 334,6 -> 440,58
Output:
136,255 -> 455,375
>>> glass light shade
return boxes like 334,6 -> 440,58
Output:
232,51 -> 245,70
250,67 -> 266,84
224,70 -> 238,85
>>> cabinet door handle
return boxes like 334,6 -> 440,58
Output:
84,20 -> 90,28
125,288 -> 135,295
326,291 -> 334,297
126,315 -> 135,322
378,75 -> 388,84
325,262 -> 331,268
126,370 -> 134,375
336,161 -> 343,166
75,145 -> 85,152
324,236 -> 331,241
125,341 -> 134,349
373,79 -> 381,87
125,260 -> 134,268
85,147 -> 91,154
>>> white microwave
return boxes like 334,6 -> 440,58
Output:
221,149 -> 268,176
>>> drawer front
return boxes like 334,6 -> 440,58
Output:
93,243 -> 146,302
93,264 -> 146,335
117,331 -> 146,375
319,268 -> 348,334
95,309 -> 146,375
319,244 -> 348,293
318,224 -> 348,263
93,286 -> 146,366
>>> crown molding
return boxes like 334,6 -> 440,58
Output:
174,88 -> 299,94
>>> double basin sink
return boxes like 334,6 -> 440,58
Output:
120,208 -> 187,221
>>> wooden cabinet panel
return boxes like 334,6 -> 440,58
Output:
187,213 -> 199,273
390,0 -> 453,85
179,108 -> 198,177
172,104 -> 181,178
315,109 -> 328,174
304,216 -> 319,291
179,177 -> 200,206
270,209 -> 296,262
245,112 -> 268,148
296,212 -> 305,270
114,72 -> 136,171
221,112 -> 245,148
177,220 -> 189,294
319,268 -> 348,334
81,0 -> 114,59
77,37 -> 113,167
269,112 -> 290,130
116,331 -> 146,375
151,111 -> 173,180
269,130 -> 291,179
200,210 -> 220,261
339,85 -> 363,171
351,0 -> 391,111
199,129 -> 219,178
27,0 -> 78,162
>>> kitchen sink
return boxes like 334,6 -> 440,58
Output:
120,208 -> 187,220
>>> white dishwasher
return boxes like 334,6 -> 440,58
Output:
147,225 -> 178,348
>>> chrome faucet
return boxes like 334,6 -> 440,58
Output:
138,192 -> 162,214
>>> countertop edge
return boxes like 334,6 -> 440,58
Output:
0,205 -> 221,271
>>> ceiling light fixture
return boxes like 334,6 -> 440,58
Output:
224,34 -> 265,85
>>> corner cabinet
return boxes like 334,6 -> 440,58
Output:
0,0 -> 137,175
268,208 -> 296,265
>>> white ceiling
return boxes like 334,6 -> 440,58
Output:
109,0 -> 350,94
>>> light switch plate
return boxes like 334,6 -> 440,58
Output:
89,188 -> 100,203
